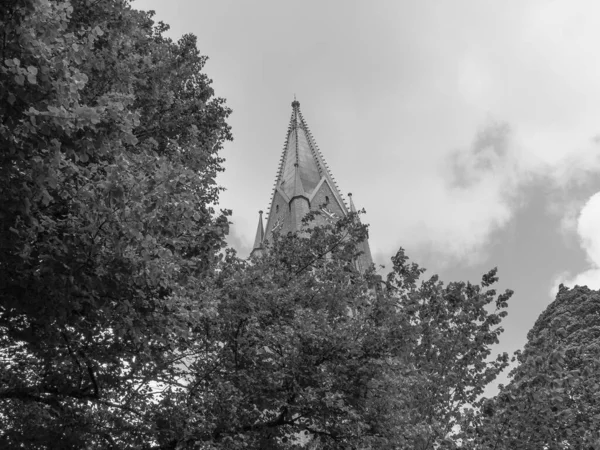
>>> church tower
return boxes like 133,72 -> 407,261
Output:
251,100 -> 373,272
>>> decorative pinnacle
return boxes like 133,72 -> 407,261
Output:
292,98 -> 300,109
259,210 -> 263,215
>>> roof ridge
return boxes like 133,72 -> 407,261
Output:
267,114 -> 295,217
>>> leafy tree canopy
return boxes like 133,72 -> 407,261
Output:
1,0 -> 231,447
147,213 -> 512,449
469,286 -> 600,450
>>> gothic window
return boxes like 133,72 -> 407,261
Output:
325,196 -> 329,204
276,204 -> 279,213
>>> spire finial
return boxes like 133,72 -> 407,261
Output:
292,95 -> 300,109
348,192 -> 357,213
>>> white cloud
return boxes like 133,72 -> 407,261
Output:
567,269 -> 600,290
374,112 -> 600,269
549,271 -> 571,299
552,191 -> 600,293
556,200 -> 587,241
368,1 -> 600,267
548,139 -> 600,189
389,118 -> 600,269
382,120 -> 528,267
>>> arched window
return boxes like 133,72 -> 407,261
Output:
276,204 -> 279,213
325,196 -> 329,204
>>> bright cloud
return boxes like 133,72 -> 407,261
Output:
367,1 -> 600,267
552,192 -> 600,292
389,120 -> 600,268
396,121 -> 526,265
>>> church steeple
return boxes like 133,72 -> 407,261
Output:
270,99 -> 346,209
260,99 -> 373,272
251,210 -> 265,257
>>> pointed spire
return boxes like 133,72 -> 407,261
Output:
251,210 -> 264,256
271,98 -> 347,209
348,192 -> 357,213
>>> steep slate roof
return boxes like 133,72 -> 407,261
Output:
273,100 -> 347,209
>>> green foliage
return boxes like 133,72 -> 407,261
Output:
469,286 -> 600,449
374,254 -> 511,449
0,0 -> 231,447
154,214 -> 512,449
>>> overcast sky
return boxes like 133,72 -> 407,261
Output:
135,0 -> 600,391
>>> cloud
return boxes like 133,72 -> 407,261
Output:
395,120 -> 530,266
548,137 -> 600,189
382,0 -> 600,267
395,116 -> 600,270
552,191 -> 600,293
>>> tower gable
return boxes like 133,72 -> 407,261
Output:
264,189 -> 291,242
310,179 -> 346,227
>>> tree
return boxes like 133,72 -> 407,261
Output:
469,286 -> 600,450
160,213 -> 513,449
376,252 -> 512,449
0,0 -> 231,447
